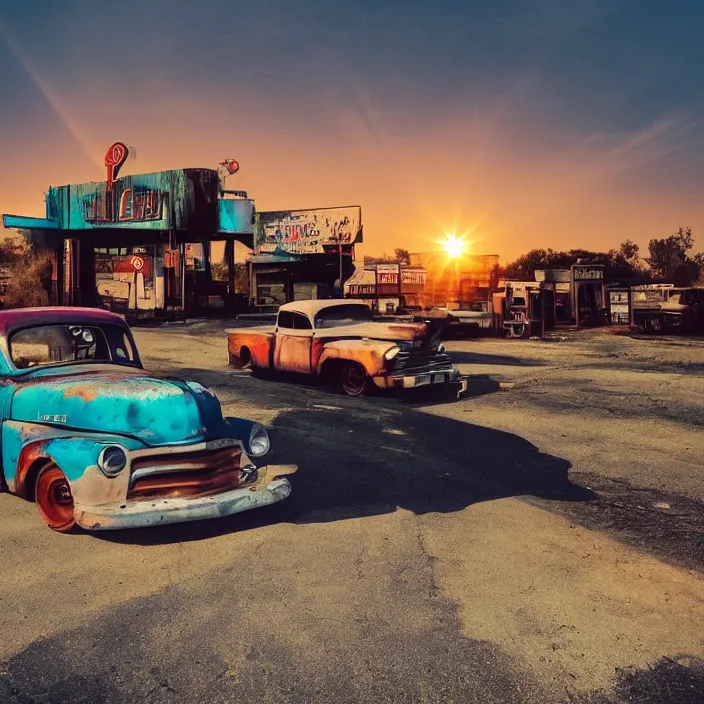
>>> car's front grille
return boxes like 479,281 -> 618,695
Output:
127,445 -> 250,500
391,346 -> 454,375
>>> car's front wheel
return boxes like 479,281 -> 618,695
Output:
35,464 -> 76,533
341,362 -> 369,397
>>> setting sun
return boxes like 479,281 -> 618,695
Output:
442,234 -> 467,258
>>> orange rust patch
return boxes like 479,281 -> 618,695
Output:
227,331 -> 275,368
318,341 -> 389,376
63,386 -> 99,402
127,446 -> 246,500
15,440 -> 50,498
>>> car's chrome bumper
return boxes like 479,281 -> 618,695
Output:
372,367 -> 464,390
73,467 -> 295,531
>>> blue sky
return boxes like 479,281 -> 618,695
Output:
1,0 -> 703,257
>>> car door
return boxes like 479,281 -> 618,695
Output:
274,311 -> 313,373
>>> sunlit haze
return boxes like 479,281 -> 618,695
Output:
442,234 -> 467,259
1,1 -> 703,260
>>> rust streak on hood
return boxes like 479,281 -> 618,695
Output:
316,321 -> 427,342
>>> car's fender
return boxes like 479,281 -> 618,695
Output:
316,339 -> 397,377
227,330 -> 275,369
1,421 -> 145,502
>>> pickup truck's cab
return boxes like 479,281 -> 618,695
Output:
228,299 -> 464,396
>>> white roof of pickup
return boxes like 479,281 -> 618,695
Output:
279,299 -> 369,318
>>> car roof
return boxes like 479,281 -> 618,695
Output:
279,299 -> 369,317
0,307 -> 128,337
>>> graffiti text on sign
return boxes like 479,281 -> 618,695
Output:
119,189 -> 165,221
83,188 -> 166,223
259,207 -> 361,254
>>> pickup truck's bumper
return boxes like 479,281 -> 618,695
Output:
372,367 -> 465,392
73,467 -> 296,531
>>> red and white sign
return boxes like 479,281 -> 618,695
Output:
219,159 -> 240,175
105,142 -> 129,191
113,256 -> 151,276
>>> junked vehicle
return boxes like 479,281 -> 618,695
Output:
0,307 -> 296,532
227,299 -> 467,397
660,287 -> 704,333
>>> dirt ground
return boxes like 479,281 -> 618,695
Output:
0,322 -> 702,703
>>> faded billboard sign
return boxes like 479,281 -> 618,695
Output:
631,284 -> 673,308
401,269 -> 426,285
256,206 -> 362,254
572,265 -> 604,280
376,264 -> 400,285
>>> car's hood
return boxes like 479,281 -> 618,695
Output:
10,366 -> 226,446
315,321 -> 427,342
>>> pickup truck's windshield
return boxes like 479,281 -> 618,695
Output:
315,304 -> 373,329
9,324 -> 137,369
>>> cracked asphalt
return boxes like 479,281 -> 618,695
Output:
1,323 -> 702,703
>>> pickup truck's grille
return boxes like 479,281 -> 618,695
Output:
391,347 -> 454,375
127,445 -> 248,500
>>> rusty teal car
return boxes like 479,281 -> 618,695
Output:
0,307 -> 297,532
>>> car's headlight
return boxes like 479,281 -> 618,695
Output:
384,346 -> 400,361
248,424 -> 270,458
98,446 -> 128,478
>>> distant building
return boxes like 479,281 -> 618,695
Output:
344,262 -> 427,313
409,252 -> 500,310
248,207 -> 363,312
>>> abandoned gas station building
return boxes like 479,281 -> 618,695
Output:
2,144 -> 363,318
3,144 -> 255,317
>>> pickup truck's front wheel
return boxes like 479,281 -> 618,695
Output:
341,362 -> 369,397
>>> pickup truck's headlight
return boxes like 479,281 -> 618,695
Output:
98,446 -> 128,477
248,424 -> 270,457
384,346 -> 400,361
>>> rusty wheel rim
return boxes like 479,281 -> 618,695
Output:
342,363 -> 366,396
35,465 -> 76,532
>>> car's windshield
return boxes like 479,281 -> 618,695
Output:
314,304 -> 373,329
9,324 -> 137,370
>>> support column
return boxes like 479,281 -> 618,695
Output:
180,242 -> 187,321
52,238 -> 62,306
226,240 -> 235,294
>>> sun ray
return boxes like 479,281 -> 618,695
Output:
0,16 -> 100,170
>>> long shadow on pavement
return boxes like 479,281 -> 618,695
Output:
447,351 -> 550,367
96,367 -> 593,546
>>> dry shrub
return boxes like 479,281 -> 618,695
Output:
2,248 -> 53,309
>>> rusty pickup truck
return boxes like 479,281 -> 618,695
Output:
0,307 -> 296,532
227,299 -> 465,397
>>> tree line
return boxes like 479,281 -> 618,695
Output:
502,227 -> 704,286
364,248 -> 411,265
